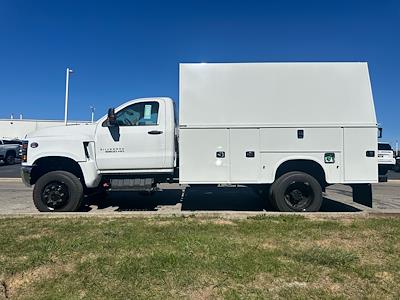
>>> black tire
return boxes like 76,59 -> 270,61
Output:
5,152 -> 16,165
33,171 -> 83,212
270,171 -> 322,212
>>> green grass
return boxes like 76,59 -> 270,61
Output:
0,215 -> 400,299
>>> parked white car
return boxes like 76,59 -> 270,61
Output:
378,142 -> 395,178
21,62 -> 379,212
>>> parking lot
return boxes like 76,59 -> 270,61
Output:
1,163 -> 399,215
0,163 -> 22,178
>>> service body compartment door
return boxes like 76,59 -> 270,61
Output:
230,129 -> 260,183
343,127 -> 378,182
179,128 -> 229,183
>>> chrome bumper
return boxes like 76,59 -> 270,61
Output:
21,166 -> 32,187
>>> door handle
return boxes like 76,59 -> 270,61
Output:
216,151 -> 225,158
148,130 -> 163,135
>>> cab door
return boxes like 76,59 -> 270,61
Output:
95,99 -> 166,171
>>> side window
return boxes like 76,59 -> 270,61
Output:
115,102 -> 159,126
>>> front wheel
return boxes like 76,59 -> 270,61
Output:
271,171 -> 322,212
33,171 -> 83,212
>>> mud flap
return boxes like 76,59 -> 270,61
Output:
352,184 -> 373,208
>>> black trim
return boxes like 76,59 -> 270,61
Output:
21,166 -> 32,186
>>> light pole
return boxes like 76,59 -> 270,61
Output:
90,106 -> 95,123
64,68 -> 73,125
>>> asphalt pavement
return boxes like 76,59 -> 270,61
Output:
0,179 -> 399,215
0,163 -> 21,178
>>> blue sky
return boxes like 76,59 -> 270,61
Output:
0,0 -> 399,143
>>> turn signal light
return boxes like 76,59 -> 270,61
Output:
21,140 -> 28,162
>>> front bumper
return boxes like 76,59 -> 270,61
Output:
21,166 -> 33,187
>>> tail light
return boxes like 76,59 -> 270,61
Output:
21,140 -> 28,162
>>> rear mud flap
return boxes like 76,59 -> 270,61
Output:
352,184 -> 373,208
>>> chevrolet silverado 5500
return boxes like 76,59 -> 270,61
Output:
21,63 -> 379,212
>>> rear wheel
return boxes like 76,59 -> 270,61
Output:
271,171 -> 322,212
5,152 -> 16,165
33,171 -> 83,212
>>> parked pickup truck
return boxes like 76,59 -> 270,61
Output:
0,139 -> 20,165
21,62 -> 379,212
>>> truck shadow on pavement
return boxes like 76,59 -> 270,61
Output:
82,186 -> 360,212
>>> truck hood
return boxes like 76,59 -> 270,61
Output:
26,123 -> 97,140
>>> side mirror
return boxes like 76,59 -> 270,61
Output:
378,127 -> 383,138
107,108 -> 117,126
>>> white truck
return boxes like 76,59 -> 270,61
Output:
377,142 -> 396,180
21,62 -> 379,212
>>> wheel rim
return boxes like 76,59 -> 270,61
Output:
41,181 -> 70,210
283,181 -> 314,211
6,156 -> 15,164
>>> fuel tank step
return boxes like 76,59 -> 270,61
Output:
109,178 -> 155,191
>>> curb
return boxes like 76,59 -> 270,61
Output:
1,210 -> 400,219
0,178 -> 399,183
0,178 -> 21,182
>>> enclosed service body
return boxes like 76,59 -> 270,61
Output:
21,62 -> 378,212
179,63 -> 378,185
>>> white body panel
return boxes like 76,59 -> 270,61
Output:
180,63 -> 376,127
179,129 -> 229,183
179,62 -> 378,184
95,98 -> 167,170
343,128 -> 378,181
230,129 -> 260,182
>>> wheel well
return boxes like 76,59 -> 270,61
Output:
5,150 -> 16,156
275,159 -> 327,187
31,156 -> 85,186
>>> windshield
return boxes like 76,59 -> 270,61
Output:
378,143 -> 392,151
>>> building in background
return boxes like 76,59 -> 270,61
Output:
0,119 -> 89,140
